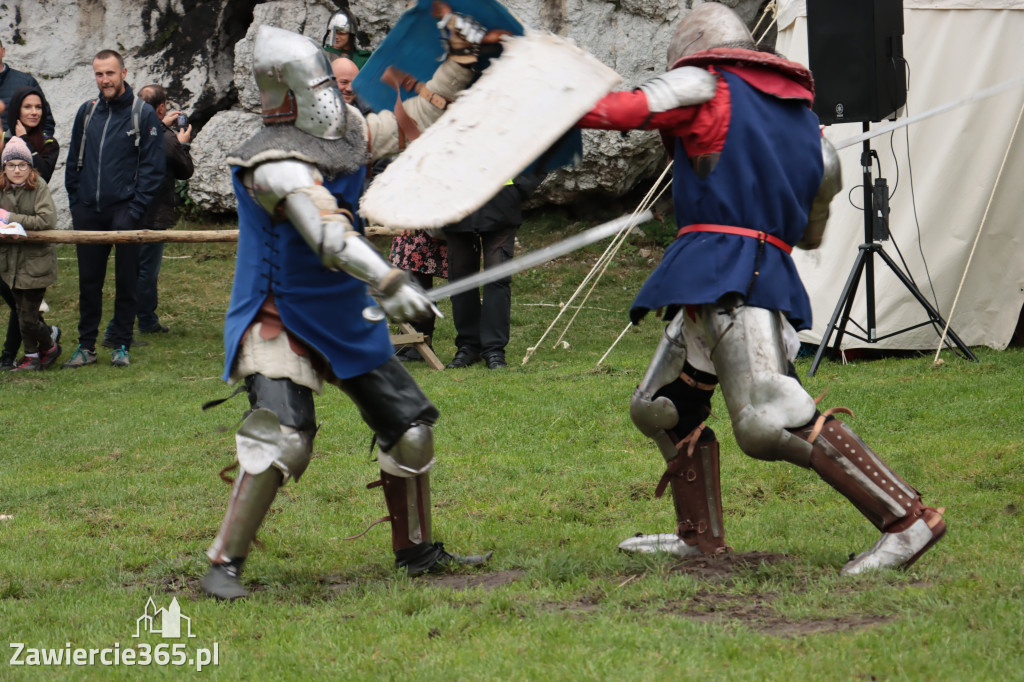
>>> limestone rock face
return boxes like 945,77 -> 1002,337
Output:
1,0 -> 774,222
187,111 -> 263,214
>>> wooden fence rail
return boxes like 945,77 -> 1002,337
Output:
1,227 -> 446,368
0,229 -> 240,244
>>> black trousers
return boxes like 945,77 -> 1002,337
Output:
332,356 -> 439,452
71,203 -> 140,350
0,277 -> 20,357
12,287 -> 51,354
444,226 -> 516,355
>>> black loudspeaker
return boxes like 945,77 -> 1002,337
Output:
806,0 -> 907,124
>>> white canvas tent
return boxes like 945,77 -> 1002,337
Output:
776,0 -> 1024,350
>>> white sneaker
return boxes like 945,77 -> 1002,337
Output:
618,533 -> 702,557
841,508 -> 946,576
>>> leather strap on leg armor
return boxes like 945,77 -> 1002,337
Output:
376,421 -> 436,551
378,471 -> 433,551
793,413 -> 921,531
656,432 -> 729,554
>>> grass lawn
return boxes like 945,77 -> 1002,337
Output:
1,212 -> 1022,680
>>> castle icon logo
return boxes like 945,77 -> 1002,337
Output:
133,597 -> 196,639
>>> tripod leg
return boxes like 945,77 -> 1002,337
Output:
809,247 -> 870,376
874,249 -> 978,361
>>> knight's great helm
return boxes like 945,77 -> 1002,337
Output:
667,3 -> 754,69
253,25 -> 347,140
322,9 -> 358,51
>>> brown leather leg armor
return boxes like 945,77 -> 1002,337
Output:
655,431 -> 729,554
379,471 -> 433,552
794,414 -> 927,532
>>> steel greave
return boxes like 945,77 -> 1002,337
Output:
207,468 -> 283,564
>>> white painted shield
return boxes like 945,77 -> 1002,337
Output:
360,30 -> 622,230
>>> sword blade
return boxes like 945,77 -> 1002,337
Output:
428,210 -> 653,303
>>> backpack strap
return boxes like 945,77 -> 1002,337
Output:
76,99 -> 100,171
131,95 -> 144,148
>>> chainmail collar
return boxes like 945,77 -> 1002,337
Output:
226,122 -> 369,180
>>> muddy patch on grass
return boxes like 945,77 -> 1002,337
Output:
659,591 -> 887,637
665,550 -> 792,580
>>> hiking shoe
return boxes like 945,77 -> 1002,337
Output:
0,353 -> 14,370
111,345 -> 131,367
200,562 -> 248,601
9,355 -> 41,372
445,347 -> 481,369
62,345 -> 98,369
38,342 -> 62,370
139,323 -> 170,334
395,541 -> 492,577
842,507 -> 946,576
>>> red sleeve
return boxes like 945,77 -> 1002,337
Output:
577,90 -> 700,137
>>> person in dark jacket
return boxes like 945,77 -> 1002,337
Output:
62,49 -> 165,369
442,172 -> 541,369
0,38 -> 56,137
2,86 -> 59,182
102,84 -> 193,343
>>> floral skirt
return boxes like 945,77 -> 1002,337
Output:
389,232 -> 448,278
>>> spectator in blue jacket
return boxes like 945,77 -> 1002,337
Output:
63,49 -> 165,369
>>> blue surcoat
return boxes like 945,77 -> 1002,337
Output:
223,167 -> 394,381
631,70 -> 823,330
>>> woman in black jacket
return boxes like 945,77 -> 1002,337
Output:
3,86 -> 60,182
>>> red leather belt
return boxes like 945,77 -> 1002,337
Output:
676,224 -> 793,254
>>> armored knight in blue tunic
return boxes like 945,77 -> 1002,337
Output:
201,21 -> 491,600
578,5 -> 946,575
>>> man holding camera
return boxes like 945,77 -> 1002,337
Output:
104,84 -> 193,344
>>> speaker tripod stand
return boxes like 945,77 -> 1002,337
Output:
807,124 -> 977,376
